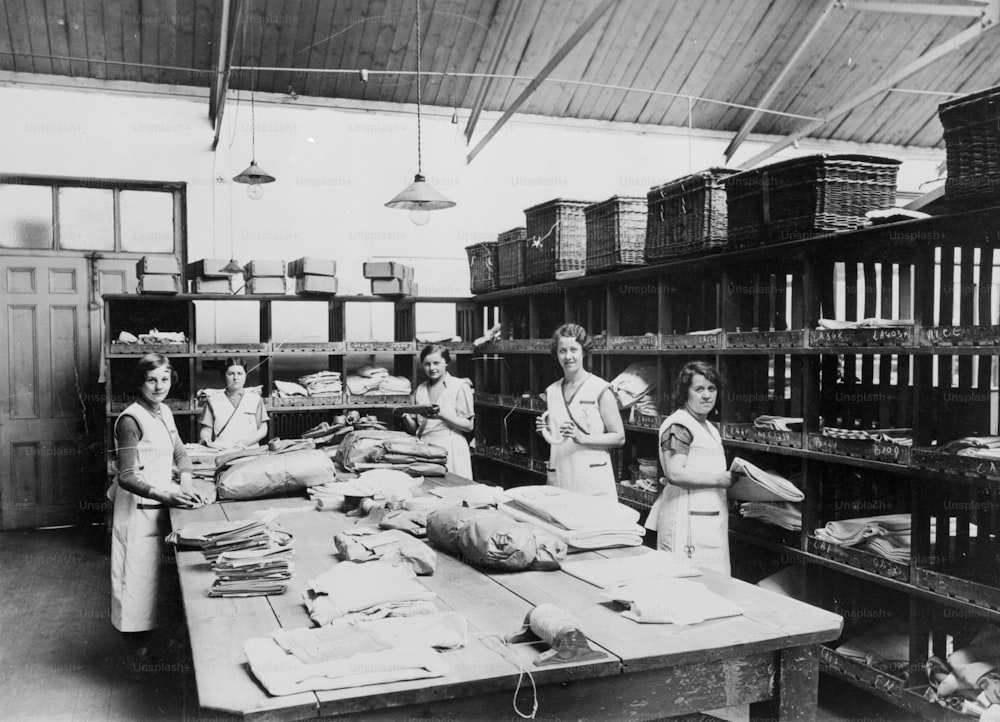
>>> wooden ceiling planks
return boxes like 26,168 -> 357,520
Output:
42,0 -> 71,77
440,0 -> 503,114
0,0 -> 21,73
478,0 -> 543,115
493,0 -> 571,113
171,0 -> 196,87
425,0 -> 485,109
292,0 -> 326,98
353,0 -> 396,103
62,0 -> 90,78
254,0 -> 285,93
100,0 -> 125,82
190,0 -> 216,89
119,0 -> 143,83
323,0 -> 368,101
368,0 -> 416,104
157,0 -> 181,85
411,0 -> 451,108
267,0 -> 300,98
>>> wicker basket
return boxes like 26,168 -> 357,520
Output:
465,241 -> 498,294
524,199 -> 591,283
496,227 -> 527,289
939,86 -> 1000,208
585,196 -> 647,272
724,155 -> 900,247
646,168 -> 738,260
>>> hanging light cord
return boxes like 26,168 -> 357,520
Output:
415,0 -> 423,175
250,17 -> 258,163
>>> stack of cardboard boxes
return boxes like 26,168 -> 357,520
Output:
188,259 -> 239,294
136,256 -> 183,294
244,261 -> 288,295
363,261 -> 417,297
289,257 -> 338,296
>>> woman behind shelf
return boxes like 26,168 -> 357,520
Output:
534,323 -> 625,497
198,357 -> 269,450
109,353 -> 208,667
647,360 -> 733,575
402,344 -> 475,478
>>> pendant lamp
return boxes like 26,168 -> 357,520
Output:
385,0 -> 455,225
233,21 -> 275,201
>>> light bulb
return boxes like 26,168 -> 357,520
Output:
409,208 -> 430,226
247,183 -> 264,200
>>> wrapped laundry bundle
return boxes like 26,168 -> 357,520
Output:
335,429 -> 411,470
370,438 -> 448,466
728,458 -> 804,502
216,449 -> 335,500
334,528 -> 436,575
426,507 -> 501,554
426,507 -> 567,571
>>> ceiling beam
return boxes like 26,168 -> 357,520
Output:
725,0 -> 838,163
466,0 -> 620,164
843,1 -> 989,18
464,0 -> 523,143
210,0 -> 242,150
738,7 -> 998,170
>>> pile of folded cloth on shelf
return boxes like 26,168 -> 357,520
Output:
926,624 -> 1000,718
813,514 -> 911,562
272,373 -> 343,400
609,362 -> 658,414
753,415 -> 803,432
167,511 -> 294,597
345,365 -> 412,397
835,617 -> 911,676
243,611 -> 466,696
821,426 -> 913,445
817,318 -> 914,329
940,436 -> 1000,460
115,329 -> 188,345
739,501 -> 802,530
497,485 -> 645,550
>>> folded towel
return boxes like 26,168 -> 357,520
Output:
729,458 -> 804,502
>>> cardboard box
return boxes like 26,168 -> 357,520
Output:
138,274 -> 182,294
188,259 -> 236,278
295,275 -> 339,295
246,276 -> 288,295
371,278 -> 418,296
243,260 -> 286,278
363,261 -> 414,280
288,257 -> 337,278
191,276 -> 236,294
136,256 -> 181,275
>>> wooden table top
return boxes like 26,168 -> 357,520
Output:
170,480 -> 843,720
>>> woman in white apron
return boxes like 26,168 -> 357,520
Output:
110,354 -> 207,665
198,357 -> 269,449
535,324 -> 625,498
647,361 -> 733,575
404,345 -> 474,478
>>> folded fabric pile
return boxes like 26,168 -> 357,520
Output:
370,438 -> 448,466
729,458 -> 804,502
426,506 -> 567,571
821,426 -> 913,445
498,485 -> 645,550
304,561 -> 437,627
244,611 -> 465,696
183,442 -> 222,481
939,436 -> 1000,460
926,624 -> 1000,718
334,528 -> 437,575
345,365 -> 412,397
817,318 -> 914,329
609,362 -> 657,411
739,501 -> 802,530
297,371 -> 342,396
813,514 -> 911,562
272,379 -> 309,398
835,617 -> 910,675
605,578 -> 743,625
753,415 -> 803,432
116,329 -> 188,344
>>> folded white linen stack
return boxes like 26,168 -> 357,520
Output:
753,415 -> 803,432
729,458 -> 804,502
605,578 -> 743,625
814,514 -> 911,562
739,501 -> 802,530
498,485 -> 645,550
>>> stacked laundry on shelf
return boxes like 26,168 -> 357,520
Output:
115,329 -> 188,345
813,514 -> 911,562
817,318 -> 914,329
753,415 -> 804,432
729,458 -> 804,502
498,485 -> 645,550
739,501 -> 802,530
940,436 -> 1000,460
835,617 -> 910,676
821,426 -> 913,445
243,611 -> 466,696
297,371 -> 343,396
926,624 -> 1000,718
345,365 -> 413,398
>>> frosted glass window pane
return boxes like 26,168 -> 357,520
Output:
58,187 -> 114,250
0,184 -> 53,249
120,190 -> 174,252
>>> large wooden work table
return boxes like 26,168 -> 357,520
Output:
170,479 -> 843,721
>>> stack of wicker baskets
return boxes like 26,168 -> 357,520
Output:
939,85 -> 1000,209
524,199 -> 592,283
645,168 -> 738,260
585,196 -> 647,272
465,241 -> 498,294
496,227 -> 527,288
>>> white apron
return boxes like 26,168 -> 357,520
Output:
545,374 -> 616,498
648,408 -> 730,575
415,376 -> 473,479
109,402 -> 180,631
206,390 -> 263,448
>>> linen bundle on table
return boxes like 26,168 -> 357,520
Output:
304,561 -> 438,627
426,507 -> 567,571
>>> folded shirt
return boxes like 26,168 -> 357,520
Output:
729,458 -> 804,502
814,514 -> 911,547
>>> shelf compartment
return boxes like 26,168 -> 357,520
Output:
616,482 -> 658,512
726,330 -> 805,348
346,341 -> 416,352
495,339 -> 552,352
110,398 -> 192,413
346,394 -> 413,406
912,566 -> 1000,613
110,341 -> 191,355
723,422 -> 803,449
630,412 -> 664,430
809,327 -> 916,348
196,342 -> 268,354
807,433 -> 911,466
608,334 -> 658,350
434,340 -> 474,352
476,392 -> 500,405
911,447 -> 1000,482
728,512 -> 800,547
808,535 -> 910,583
269,393 -> 344,408
660,331 -> 724,349
920,325 -> 1000,347
270,341 -> 346,353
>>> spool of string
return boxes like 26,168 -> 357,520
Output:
525,603 -> 581,646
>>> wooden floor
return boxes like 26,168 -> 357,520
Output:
0,525 -> 917,722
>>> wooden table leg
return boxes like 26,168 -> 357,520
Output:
749,644 -> 820,722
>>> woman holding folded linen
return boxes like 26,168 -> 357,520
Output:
648,360 -> 733,575
402,345 -> 474,478
535,324 -> 625,498
198,357 -> 269,450
110,354 -> 208,665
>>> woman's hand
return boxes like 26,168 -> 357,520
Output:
536,412 -> 560,445
155,487 -> 206,509
716,470 -> 734,488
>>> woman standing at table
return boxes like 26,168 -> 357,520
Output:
198,357 -> 269,450
535,323 -> 625,498
110,353 -> 207,665
403,344 -> 474,478
648,360 -> 733,575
